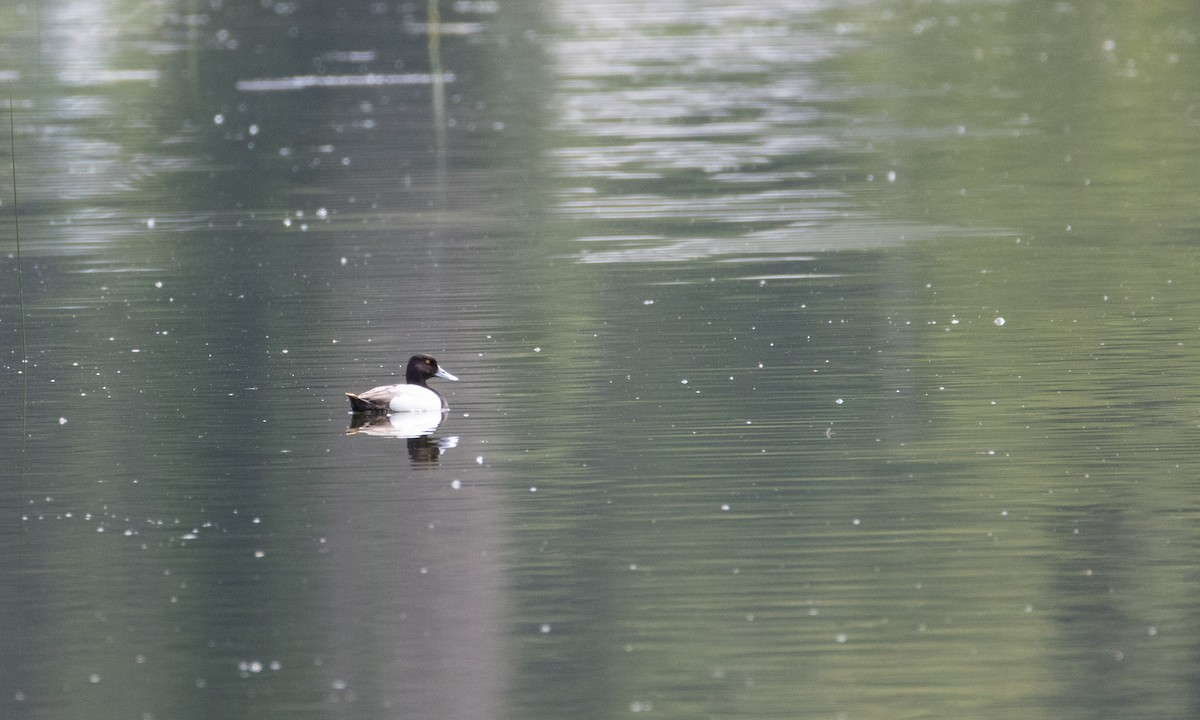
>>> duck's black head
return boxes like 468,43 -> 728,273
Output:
405,354 -> 459,386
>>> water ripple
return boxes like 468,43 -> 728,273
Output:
550,0 -> 877,263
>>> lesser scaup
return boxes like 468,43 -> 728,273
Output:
346,353 -> 458,413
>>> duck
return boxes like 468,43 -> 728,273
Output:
346,353 -> 458,413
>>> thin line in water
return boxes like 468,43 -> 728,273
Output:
428,0 -> 447,184
8,91 -> 29,693
9,95 -> 26,417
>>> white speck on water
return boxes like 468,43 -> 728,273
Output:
835,633 -> 848,644
533,346 -> 541,353
721,503 -> 730,511
340,256 -> 348,266
680,379 -> 688,385
213,113 -> 224,125
146,218 -> 155,229
852,518 -> 861,525
642,299 -> 654,305
994,316 -> 1006,326
476,456 -> 484,464
316,207 -> 328,219
450,479 -> 462,490
154,281 -> 163,288
887,170 -> 897,182
529,486 -> 538,493
58,417 -> 68,425
1148,625 -> 1158,636
89,674 -> 101,684
539,624 -> 552,634
248,124 -> 259,136
630,701 -> 653,713
253,550 -> 265,558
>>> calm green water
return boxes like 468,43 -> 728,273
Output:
4,1 -> 1200,719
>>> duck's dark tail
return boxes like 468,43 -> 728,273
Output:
346,392 -> 383,413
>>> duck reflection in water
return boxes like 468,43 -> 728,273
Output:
346,413 -> 460,462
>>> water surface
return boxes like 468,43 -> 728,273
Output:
4,1 -> 1200,719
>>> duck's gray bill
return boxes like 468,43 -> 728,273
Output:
436,367 -> 459,382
